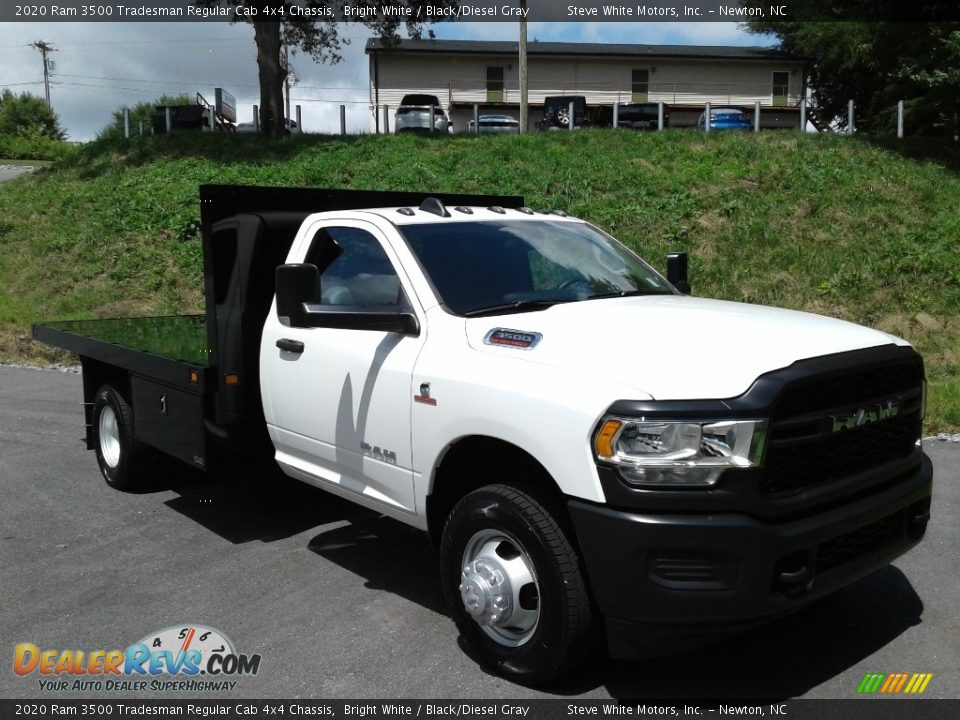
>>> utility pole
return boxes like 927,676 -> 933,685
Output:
518,1 -> 528,133
31,41 -> 56,108
283,44 -> 291,124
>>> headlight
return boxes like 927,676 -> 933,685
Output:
593,417 -> 768,487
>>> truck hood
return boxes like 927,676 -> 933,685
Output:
464,296 -> 906,400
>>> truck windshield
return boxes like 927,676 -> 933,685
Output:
400,220 -> 674,317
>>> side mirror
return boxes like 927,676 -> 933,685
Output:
666,252 -> 691,295
276,263 -> 420,335
276,263 -> 319,327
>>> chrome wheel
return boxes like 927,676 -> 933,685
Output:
459,529 -> 540,647
98,405 -> 121,469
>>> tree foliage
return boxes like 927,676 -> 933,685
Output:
0,89 -> 65,140
195,1 -> 456,138
744,2 -> 960,134
99,94 -> 194,139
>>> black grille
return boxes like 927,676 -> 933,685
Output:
774,360 -> 921,420
761,360 -> 923,498
763,415 -> 920,495
816,511 -> 905,573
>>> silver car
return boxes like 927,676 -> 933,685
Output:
467,114 -> 520,134
395,94 -> 451,134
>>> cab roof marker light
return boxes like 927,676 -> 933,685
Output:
454,206 -> 474,215
549,209 -> 567,217
397,207 -> 415,216
488,206 -> 507,214
516,207 -> 535,215
419,197 -> 451,218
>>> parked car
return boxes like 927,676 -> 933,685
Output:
539,95 -> 590,130
697,106 -> 753,131
236,118 -> 298,133
395,94 -> 451,134
605,102 -> 670,130
467,114 -> 520,134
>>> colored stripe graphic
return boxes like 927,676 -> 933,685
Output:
858,673 -> 885,693
858,672 -> 933,694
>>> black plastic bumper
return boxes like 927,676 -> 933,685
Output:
568,453 -> 933,658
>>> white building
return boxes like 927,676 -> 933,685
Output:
366,38 -> 810,132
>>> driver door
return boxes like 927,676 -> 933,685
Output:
261,220 -> 423,515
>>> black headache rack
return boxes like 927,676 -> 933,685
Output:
33,185 -> 525,471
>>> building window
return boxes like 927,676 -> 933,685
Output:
632,69 -> 650,102
487,66 -> 504,103
773,71 -> 790,107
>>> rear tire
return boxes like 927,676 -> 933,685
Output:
92,384 -> 141,490
439,484 -> 595,684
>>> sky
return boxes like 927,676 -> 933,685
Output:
0,20 -> 770,141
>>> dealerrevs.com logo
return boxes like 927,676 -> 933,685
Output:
14,624 -> 262,692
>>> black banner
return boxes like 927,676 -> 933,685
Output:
2,700 -> 960,720
4,1 -> 960,24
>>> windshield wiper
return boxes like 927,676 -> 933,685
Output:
464,299 -> 566,318
585,290 -> 662,300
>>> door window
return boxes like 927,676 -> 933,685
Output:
487,66 -> 505,103
773,71 -> 790,107
632,69 -> 650,102
305,226 -> 407,308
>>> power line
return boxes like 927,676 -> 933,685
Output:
51,72 -> 366,93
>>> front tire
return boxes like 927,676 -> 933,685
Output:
92,384 -> 141,490
439,485 -> 595,684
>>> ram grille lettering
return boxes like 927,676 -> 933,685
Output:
830,400 -> 900,433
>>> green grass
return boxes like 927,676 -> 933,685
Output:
0,131 -> 957,431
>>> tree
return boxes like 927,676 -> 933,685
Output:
744,2 -> 960,134
98,94 -> 194,139
196,1 -> 458,138
0,89 -> 65,140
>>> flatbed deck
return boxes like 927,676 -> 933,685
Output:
32,315 -> 208,391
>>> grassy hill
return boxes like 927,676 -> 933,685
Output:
0,130 -> 957,431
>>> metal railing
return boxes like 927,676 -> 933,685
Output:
446,79 -> 803,108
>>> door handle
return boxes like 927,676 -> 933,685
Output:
276,338 -> 304,354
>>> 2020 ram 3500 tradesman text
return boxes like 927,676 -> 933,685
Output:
33,185 -> 932,683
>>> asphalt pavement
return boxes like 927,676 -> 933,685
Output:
0,165 -> 34,183
1,365 -> 957,700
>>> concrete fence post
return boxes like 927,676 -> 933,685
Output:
165,107 -> 172,134
340,105 -> 346,136
705,101 -> 711,132
209,106 -> 215,131
800,101 -> 806,132
897,100 -> 904,139
296,105 -> 302,133
473,104 -> 479,133
568,101 -> 575,131
123,108 -> 130,138
253,105 -> 259,134
658,102 -> 664,131
383,105 -> 390,134
754,101 -> 761,132
613,103 -> 619,129
848,99 -> 855,135
138,120 -> 143,137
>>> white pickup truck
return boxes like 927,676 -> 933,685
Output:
34,185 -> 932,683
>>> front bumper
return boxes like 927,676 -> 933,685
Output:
568,452 -> 932,658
